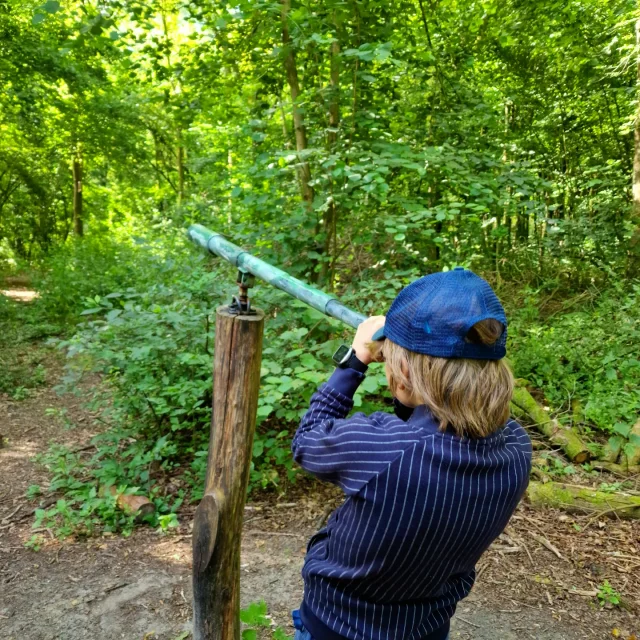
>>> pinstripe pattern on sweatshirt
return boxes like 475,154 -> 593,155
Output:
292,367 -> 532,640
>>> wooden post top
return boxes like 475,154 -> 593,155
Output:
215,305 -> 265,321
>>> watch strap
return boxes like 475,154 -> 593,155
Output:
343,351 -> 368,373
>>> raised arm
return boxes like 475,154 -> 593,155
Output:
292,366 -> 421,495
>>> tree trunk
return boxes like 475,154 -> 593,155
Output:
281,0 -> 314,213
323,35 -> 341,286
279,89 -> 292,148
630,17 -> 640,273
177,132 -> 185,205
327,39 -> 340,149
281,0 -> 321,280
72,156 -> 83,237
192,307 -> 265,640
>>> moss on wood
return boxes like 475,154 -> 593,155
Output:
602,436 -> 623,463
511,385 -> 591,464
527,481 -> 640,519
625,419 -> 640,467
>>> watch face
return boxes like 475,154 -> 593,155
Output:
332,344 -> 351,365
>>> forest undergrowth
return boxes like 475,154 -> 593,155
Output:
2,228 -> 638,542
2,0 -> 640,548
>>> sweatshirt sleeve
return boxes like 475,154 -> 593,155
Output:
292,367 -> 421,495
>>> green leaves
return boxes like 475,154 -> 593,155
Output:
6,0 -> 639,549
240,601 -> 268,626
240,601 -> 288,639
343,42 -> 394,63
613,423 -> 632,439
32,1 -> 60,25
597,581 -> 621,608
43,1 -> 60,13
511,286 -> 640,439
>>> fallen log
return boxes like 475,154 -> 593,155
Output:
511,386 -> 591,464
571,399 -> 583,427
590,461 -> 640,476
509,402 -> 527,421
527,481 -> 640,519
103,486 -> 155,522
602,436 -> 623,463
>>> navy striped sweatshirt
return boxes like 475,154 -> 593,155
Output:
292,366 -> 532,640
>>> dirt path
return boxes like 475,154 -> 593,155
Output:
1,358 -> 638,639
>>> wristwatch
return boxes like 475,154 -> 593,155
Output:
332,344 -> 368,373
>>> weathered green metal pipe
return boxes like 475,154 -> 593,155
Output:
187,224 -> 367,329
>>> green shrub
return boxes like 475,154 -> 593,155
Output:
48,238 -> 393,511
29,438 -> 186,539
0,295 -> 54,395
31,444 -> 139,539
34,229 -> 639,539
240,601 -> 289,640
32,232 -> 177,320
597,580 -> 621,607
510,282 -> 640,436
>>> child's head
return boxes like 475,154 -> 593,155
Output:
368,268 -> 513,439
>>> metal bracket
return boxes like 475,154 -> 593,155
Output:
227,269 -> 257,315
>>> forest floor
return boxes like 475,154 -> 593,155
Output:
0,312 -> 639,640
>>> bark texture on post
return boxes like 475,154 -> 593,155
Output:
72,156 -> 83,237
192,307 -> 265,640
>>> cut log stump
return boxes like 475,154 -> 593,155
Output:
602,436 -> 624,463
103,486 -> 155,522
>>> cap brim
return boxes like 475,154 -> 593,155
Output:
371,327 -> 386,341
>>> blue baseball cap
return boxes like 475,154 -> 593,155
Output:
371,267 -> 507,360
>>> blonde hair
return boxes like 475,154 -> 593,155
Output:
368,319 -> 513,439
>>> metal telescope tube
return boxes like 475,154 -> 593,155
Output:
187,224 -> 367,329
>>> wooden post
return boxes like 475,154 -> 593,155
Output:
192,306 -> 265,640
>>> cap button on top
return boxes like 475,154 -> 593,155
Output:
454,266 -> 465,271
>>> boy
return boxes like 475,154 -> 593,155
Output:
291,268 -> 532,640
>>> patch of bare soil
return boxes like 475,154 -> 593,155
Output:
1,355 -> 638,640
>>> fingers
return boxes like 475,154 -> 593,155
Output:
352,316 -> 386,365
